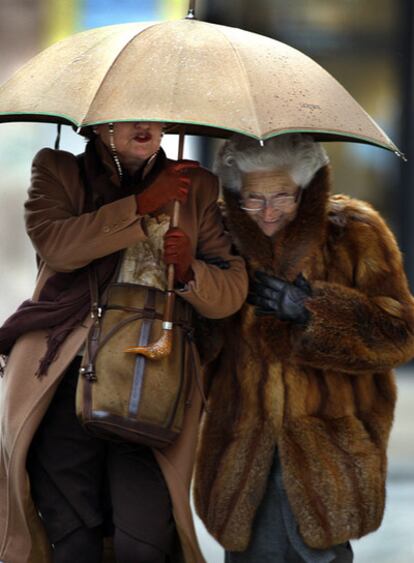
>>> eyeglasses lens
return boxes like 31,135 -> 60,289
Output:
241,195 -> 296,212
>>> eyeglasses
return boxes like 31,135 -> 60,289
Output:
240,190 -> 302,213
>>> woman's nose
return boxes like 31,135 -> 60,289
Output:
262,205 -> 279,221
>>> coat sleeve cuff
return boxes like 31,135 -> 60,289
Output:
177,257 -> 248,318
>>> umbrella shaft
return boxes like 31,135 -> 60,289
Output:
166,128 -> 185,292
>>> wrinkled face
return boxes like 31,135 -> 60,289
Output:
95,121 -> 164,171
240,169 -> 302,237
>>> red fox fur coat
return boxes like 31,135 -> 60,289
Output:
194,165 -> 414,551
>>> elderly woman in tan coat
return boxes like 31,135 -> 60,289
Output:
0,121 -> 247,563
194,134 -> 414,562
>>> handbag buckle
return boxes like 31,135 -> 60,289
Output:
90,302 -> 103,319
79,364 -> 97,382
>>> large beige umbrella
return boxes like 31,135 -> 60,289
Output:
0,9 -> 401,358
0,16 -> 401,154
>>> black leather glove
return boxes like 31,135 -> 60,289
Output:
248,271 -> 312,324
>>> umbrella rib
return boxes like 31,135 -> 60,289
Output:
56,33 -> 129,126
80,22 -> 160,125
214,28 -> 262,136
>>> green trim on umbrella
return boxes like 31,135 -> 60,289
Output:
262,127 -> 398,152
84,118 -> 397,149
0,111 -> 401,156
0,111 -> 76,121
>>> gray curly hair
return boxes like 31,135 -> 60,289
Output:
214,133 -> 329,192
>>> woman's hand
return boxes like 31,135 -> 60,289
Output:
163,227 -> 194,284
136,160 -> 199,215
248,271 -> 312,324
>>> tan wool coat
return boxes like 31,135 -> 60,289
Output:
0,140 -> 248,563
194,166 -> 414,552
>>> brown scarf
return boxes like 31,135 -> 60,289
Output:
0,139 -> 167,376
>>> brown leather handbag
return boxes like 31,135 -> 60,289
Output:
76,276 -> 197,449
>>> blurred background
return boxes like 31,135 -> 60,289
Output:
0,1 -> 413,561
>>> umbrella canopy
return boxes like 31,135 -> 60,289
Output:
0,18 -> 400,154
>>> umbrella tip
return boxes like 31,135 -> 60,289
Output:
185,0 -> 196,19
395,149 -> 407,162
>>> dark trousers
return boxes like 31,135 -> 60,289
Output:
225,450 -> 353,563
27,357 -> 175,563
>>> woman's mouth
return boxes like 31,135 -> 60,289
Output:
133,131 -> 152,143
261,218 -> 280,224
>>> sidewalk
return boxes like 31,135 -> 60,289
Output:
353,369 -> 414,563
193,368 -> 414,563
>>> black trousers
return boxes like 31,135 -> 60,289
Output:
27,357 -> 175,559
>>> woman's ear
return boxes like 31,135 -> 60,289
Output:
93,124 -> 105,137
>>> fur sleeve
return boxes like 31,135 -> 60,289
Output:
292,197 -> 414,372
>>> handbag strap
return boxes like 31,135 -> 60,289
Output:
80,266 -> 102,382
185,329 -> 209,413
88,264 -> 101,319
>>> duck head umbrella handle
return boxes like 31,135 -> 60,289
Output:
124,128 -> 186,359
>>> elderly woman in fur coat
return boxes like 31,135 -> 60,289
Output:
194,134 -> 414,563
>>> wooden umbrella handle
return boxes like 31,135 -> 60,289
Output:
166,199 -> 181,290
125,128 -> 186,358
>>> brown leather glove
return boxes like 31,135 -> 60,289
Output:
163,227 -> 194,284
136,160 -> 199,215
